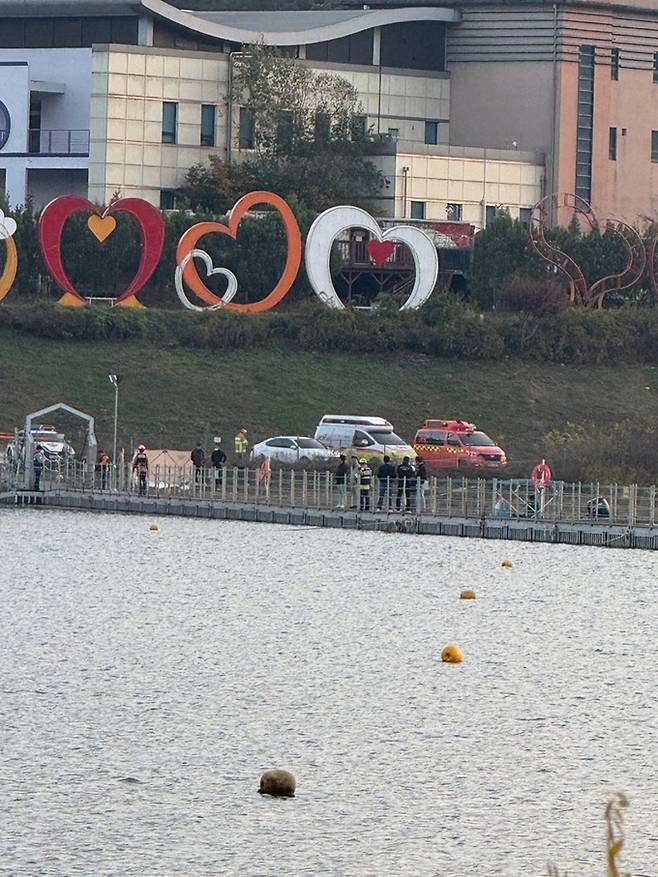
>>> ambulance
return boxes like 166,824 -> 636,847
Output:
412,419 -> 507,469
314,415 -> 416,462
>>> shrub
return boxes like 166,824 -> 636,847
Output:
498,275 -> 570,315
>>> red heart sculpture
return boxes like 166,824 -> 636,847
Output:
368,239 -> 395,265
38,195 -> 165,307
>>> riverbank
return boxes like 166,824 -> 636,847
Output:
3,326 -> 658,478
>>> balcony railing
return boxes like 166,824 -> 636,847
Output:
28,128 -> 90,155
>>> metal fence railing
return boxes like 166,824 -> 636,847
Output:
2,459 -> 658,528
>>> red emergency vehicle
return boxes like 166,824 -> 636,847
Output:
412,419 -> 507,469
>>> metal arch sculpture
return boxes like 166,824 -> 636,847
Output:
528,192 -> 595,306
529,192 -> 646,308
589,219 -> 646,308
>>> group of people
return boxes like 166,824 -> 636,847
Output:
127,430 -> 249,496
334,454 -> 429,513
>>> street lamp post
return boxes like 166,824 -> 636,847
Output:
108,374 -> 121,487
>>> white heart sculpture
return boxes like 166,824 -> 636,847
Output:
0,210 -> 17,240
305,206 -> 439,311
175,249 -> 238,311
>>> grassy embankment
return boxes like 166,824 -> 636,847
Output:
3,326 -> 658,477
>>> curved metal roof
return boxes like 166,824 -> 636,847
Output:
143,0 -> 459,45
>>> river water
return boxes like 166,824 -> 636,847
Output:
1,508 -> 656,877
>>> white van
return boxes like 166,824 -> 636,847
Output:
314,414 -> 416,462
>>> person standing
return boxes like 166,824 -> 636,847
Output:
349,455 -> 360,509
33,447 -> 45,491
358,458 -> 372,511
132,444 -> 149,496
334,454 -> 349,509
234,428 -> 248,468
211,440 -> 227,489
191,442 -> 205,487
98,449 -> 111,490
415,455 -> 428,513
376,455 -> 397,511
396,456 -> 415,512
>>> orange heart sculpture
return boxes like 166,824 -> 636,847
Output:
176,191 -> 302,313
88,214 -> 117,242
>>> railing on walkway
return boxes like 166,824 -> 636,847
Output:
28,128 -> 90,155
2,459 -> 658,527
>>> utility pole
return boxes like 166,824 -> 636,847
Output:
108,373 -> 121,485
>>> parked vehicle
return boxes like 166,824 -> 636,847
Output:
314,414 -> 416,462
6,424 -> 76,466
413,419 -> 507,469
250,436 -> 339,465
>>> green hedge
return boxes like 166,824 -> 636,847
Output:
1,298 -> 658,364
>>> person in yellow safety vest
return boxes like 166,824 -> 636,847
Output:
234,428 -> 248,468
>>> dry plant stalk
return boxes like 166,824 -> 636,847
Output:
547,793 -> 631,877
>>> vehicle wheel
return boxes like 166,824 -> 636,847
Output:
299,456 -> 311,465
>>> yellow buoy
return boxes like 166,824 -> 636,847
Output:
149,523 -> 159,532
441,643 -> 464,663
258,769 -> 296,797
501,559 -> 513,568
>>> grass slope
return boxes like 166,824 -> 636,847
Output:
2,328 -> 657,472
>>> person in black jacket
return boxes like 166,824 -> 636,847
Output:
396,456 -> 415,512
191,442 -> 205,486
334,454 -> 349,509
376,455 -> 397,511
211,440 -> 226,489
415,455 -> 428,513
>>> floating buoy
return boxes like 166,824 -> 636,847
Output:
501,559 -> 513,568
258,769 -> 296,797
460,589 -> 476,600
149,523 -> 159,532
441,643 -> 464,663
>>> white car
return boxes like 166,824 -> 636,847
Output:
250,436 -> 339,465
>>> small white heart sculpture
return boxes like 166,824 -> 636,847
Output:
175,249 -> 238,311
0,210 -> 17,240
305,206 -> 439,311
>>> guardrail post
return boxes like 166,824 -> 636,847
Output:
290,470 -> 295,506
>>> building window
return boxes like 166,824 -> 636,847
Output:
410,200 -> 426,219
424,120 -> 438,145
387,127 -> 399,140
611,47 -> 620,80
519,207 -> 533,226
575,45 -> 595,202
651,131 -> 658,162
159,190 -> 176,210
351,114 -> 367,141
654,52 -> 658,83
485,204 -> 498,225
609,127 -> 617,160
200,104 -> 215,147
239,107 -> 255,149
162,101 -> 177,144
446,203 -> 462,221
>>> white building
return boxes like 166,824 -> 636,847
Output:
0,0 -> 545,226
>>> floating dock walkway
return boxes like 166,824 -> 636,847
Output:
3,488 -> 658,551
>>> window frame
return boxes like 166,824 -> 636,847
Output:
651,130 -> 658,163
200,103 -> 216,147
161,101 -> 177,145
611,47 -> 620,80
410,200 -> 426,220
238,106 -> 255,149
446,202 -> 463,221
424,120 -> 438,145
609,126 -> 617,161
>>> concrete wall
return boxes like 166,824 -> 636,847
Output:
448,61 -> 554,156
88,45 -> 452,206
0,49 -> 91,206
371,146 -> 544,224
